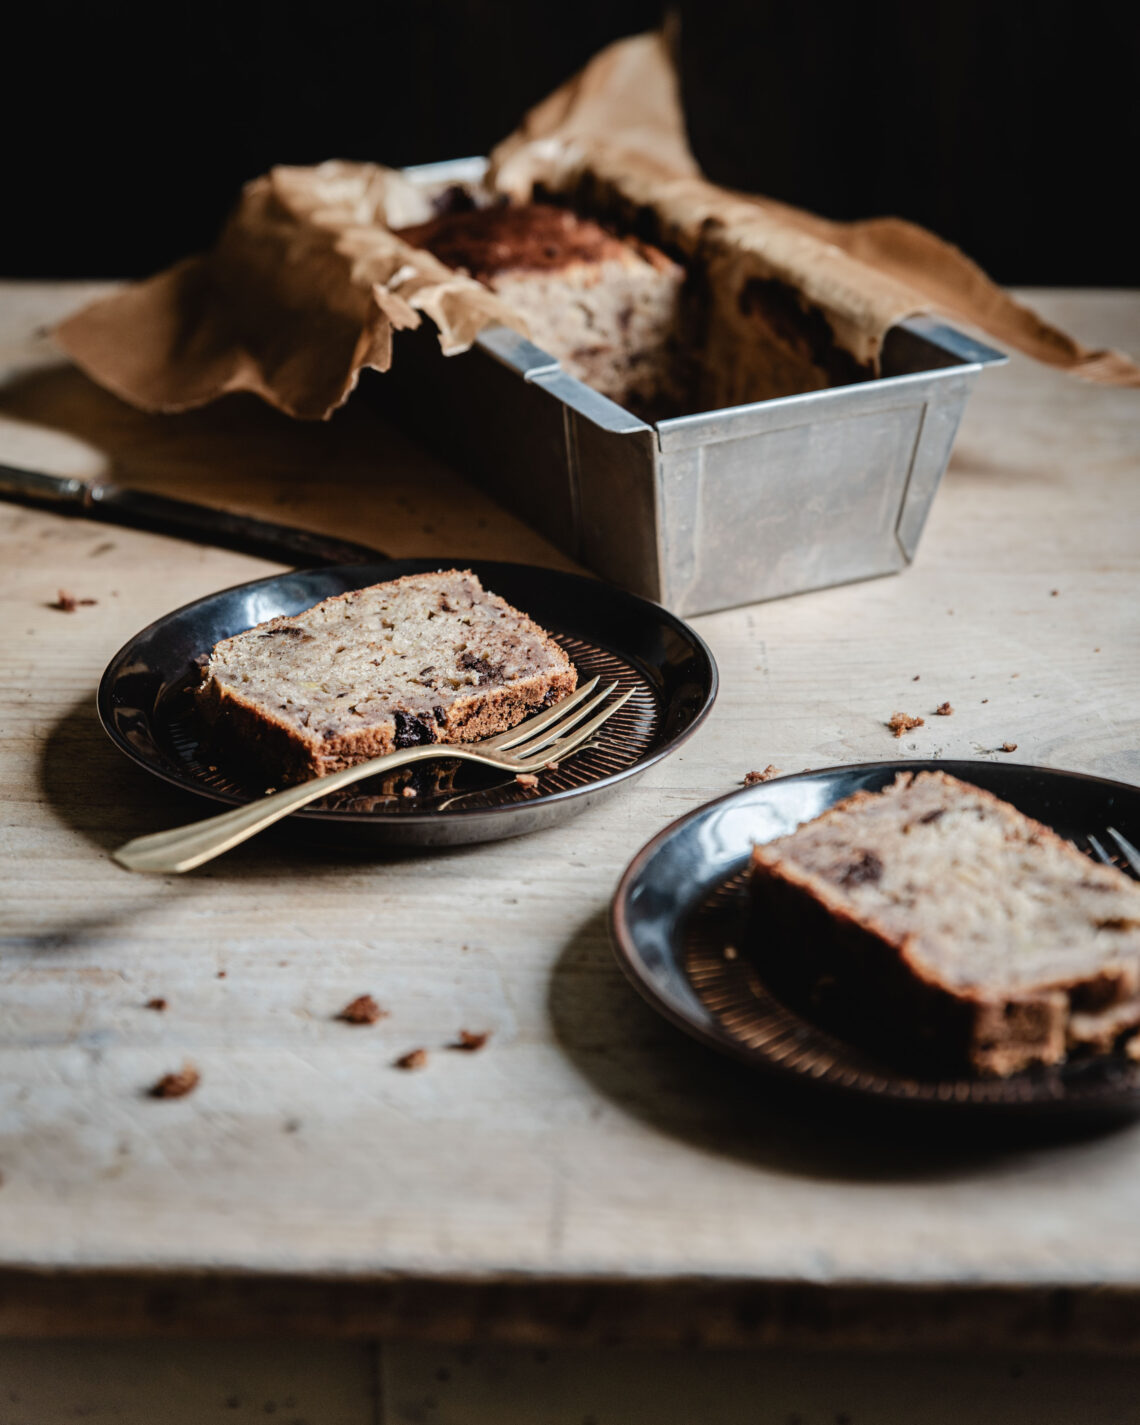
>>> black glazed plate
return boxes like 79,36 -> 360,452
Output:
611,760 -> 1140,1117
97,560 -> 717,848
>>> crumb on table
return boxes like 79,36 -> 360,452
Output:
934,702 -> 953,716
49,590 -> 97,612
337,994 -> 387,1025
743,765 -> 781,786
144,997 -> 167,1012
450,1030 -> 491,1052
1000,741 -> 1018,753
395,1048 -> 428,1070
888,712 -> 925,737
149,1063 -> 200,1099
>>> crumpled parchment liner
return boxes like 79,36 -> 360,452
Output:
491,33 -> 1140,388
57,162 -> 526,420
55,33 -> 1139,420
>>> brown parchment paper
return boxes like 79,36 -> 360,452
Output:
491,32 -> 1140,389
56,161 -> 526,419
55,32 -> 1139,419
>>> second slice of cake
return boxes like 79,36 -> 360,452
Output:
750,771 -> 1140,1076
196,569 -> 577,785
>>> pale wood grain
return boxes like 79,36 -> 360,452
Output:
0,284 -> 1137,1342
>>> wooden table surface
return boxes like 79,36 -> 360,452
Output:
1,283 -> 1138,1350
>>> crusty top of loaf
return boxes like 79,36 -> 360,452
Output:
752,771 -> 1140,995
199,569 -> 572,752
395,203 -> 679,280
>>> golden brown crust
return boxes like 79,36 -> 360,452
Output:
395,203 -> 676,280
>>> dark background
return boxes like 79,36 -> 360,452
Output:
5,0 -> 1137,284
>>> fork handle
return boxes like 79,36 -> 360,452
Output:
113,746 -> 436,874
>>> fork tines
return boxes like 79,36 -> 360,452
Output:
1086,827 -> 1140,880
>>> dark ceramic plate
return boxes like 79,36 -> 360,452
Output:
611,761 -> 1140,1117
98,560 -> 717,847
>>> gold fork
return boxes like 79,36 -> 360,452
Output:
113,676 -> 630,874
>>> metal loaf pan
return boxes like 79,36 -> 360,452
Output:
375,159 -> 1008,617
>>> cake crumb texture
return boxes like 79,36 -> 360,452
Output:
396,204 -> 686,420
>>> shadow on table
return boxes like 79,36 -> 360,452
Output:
0,362 -> 577,572
0,362 -> 427,550
547,908 -> 1138,1185
28,692 -> 469,951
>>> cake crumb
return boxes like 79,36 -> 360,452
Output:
544,760 -> 560,771
515,773 -> 539,789
50,590 -> 97,612
337,994 -> 386,1025
144,997 -> 167,1012
888,712 -> 925,737
934,702 -> 953,716
450,1030 -> 490,1052
912,674 -> 920,681
395,1048 -> 428,1070
981,698 -> 989,704
217,970 -> 227,979
149,1063 -> 199,1099
1050,589 -> 1059,597
401,785 -> 417,799
1000,741 -> 1018,753
744,765 -> 781,786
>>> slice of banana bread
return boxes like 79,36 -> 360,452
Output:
750,771 -> 1140,1077
196,570 -> 577,785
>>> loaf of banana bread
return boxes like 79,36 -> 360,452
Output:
750,770 -> 1140,1077
394,203 -> 686,420
196,569 -> 577,785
